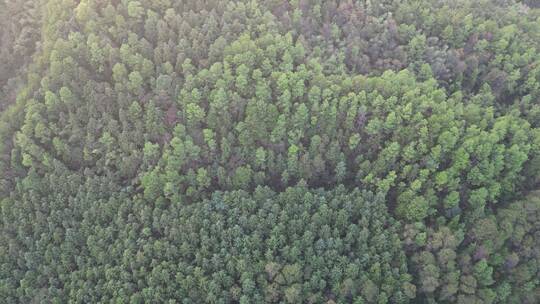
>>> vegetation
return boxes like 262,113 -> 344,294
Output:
1,0 -> 539,303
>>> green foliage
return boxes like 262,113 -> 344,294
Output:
1,0 -> 540,303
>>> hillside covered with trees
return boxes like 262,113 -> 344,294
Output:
0,0 -> 539,303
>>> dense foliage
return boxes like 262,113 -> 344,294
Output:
1,0 -> 539,303
3,181 -> 411,303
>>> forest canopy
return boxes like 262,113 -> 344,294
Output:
0,0 -> 539,303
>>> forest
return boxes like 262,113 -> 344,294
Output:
0,0 -> 539,303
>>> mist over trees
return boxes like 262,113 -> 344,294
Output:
1,0 -> 539,303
